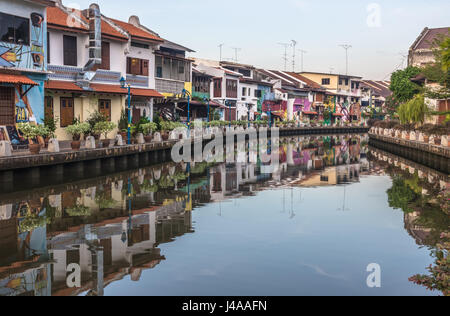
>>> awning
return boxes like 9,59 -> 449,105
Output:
303,111 -> 318,115
131,88 -> 163,98
90,83 -> 127,94
45,80 -> 83,91
0,73 -> 38,86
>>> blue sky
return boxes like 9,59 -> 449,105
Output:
69,0 -> 450,80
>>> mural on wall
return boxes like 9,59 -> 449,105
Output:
0,13 -> 45,71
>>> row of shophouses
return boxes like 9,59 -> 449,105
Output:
0,0 -> 389,143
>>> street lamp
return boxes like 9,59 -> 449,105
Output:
120,76 -> 131,145
204,96 -> 210,123
181,88 -> 191,128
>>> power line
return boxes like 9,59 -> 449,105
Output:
231,47 -> 242,62
339,44 -> 352,75
218,43 -> 224,61
278,43 -> 290,71
291,40 -> 297,72
297,49 -> 307,72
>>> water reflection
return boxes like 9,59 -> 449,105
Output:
0,134 -> 447,296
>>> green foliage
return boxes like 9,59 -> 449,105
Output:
17,123 -> 49,139
86,110 -> 108,136
387,177 -> 419,213
397,94 -> 429,124
66,122 -> 90,141
94,121 -> 117,139
43,116 -> 59,138
66,204 -> 91,217
19,213 -> 50,233
390,66 -> 422,103
118,109 -> 128,131
139,122 -> 158,135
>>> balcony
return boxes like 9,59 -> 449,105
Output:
156,78 -> 185,95
192,91 -> 210,100
126,74 -> 149,88
48,65 -> 122,85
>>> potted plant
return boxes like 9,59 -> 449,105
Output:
43,116 -> 59,147
66,122 -> 90,150
17,123 -> 49,155
140,122 -> 158,142
118,109 -> 129,143
94,121 -> 117,148
87,111 -> 108,141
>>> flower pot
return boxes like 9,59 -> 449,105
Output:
102,139 -> 110,148
162,132 -> 169,141
120,132 -> 128,143
44,137 -> 50,148
434,138 -> 441,146
423,135 -> 430,143
29,143 -> 41,155
144,135 -> 152,143
71,140 -> 81,151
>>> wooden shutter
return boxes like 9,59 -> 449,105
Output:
142,59 -> 149,76
44,96 -> 53,120
60,98 -> 74,127
99,99 -> 111,121
0,87 -> 15,125
63,35 -> 77,66
101,41 -> 110,70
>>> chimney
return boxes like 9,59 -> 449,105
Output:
84,3 -> 102,71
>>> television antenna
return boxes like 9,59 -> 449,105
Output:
278,43 -> 290,71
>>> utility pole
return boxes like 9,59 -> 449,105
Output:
231,47 -> 241,62
291,40 -> 297,72
278,43 -> 290,71
297,49 -> 307,72
218,43 -> 224,61
339,44 -> 352,75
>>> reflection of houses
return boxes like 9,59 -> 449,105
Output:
0,0 -> 54,147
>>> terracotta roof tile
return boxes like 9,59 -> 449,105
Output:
414,27 -> 450,50
47,6 -> 88,31
45,80 -> 83,91
109,18 -> 163,42
0,73 -> 38,86
130,88 -> 163,98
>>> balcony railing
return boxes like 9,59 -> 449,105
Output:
156,78 -> 185,94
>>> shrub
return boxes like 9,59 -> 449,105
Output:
94,121 -> 117,139
66,122 -> 90,141
139,122 -> 158,135
17,122 -> 49,139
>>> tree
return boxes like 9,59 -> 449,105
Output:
397,94 -> 429,125
390,66 -> 422,103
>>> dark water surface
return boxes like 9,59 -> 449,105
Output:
0,134 -> 448,296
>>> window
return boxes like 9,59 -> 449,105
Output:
127,57 -> 149,76
63,35 -> 77,66
339,79 -> 343,85
0,12 -> 30,45
131,42 -> 149,49
99,99 -> 111,121
344,79 -> 349,85
254,90 -> 262,98
100,41 -> 110,70
45,96 -> 54,120
322,78 -> 330,85
213,79 -> 222,98
226,79 -> 238,98
0,87 -> 15,125
60,97 -> 74,127
242,87 -> 247,96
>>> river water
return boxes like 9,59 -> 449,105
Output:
0,134 -> 448,296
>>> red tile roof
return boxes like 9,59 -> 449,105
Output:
45,80 -> 83,91
47,7 -> 128,41
109,18 -> 163,43
131,88 -> 163,98
0,73 -> 38,86
412,27 -> 450,50
285,72 -> 325,90
47,6 -> 88,32
90,83 -> 127,94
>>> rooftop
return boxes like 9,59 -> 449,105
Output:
410,27 -> 450,51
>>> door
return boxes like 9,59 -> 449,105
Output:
99,99 -> 111,121
132,107 -> 141,124
0,87 -> 15,125
60,97 -> 74,127
101,41 -> 110,70
44,96 -> 54,120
